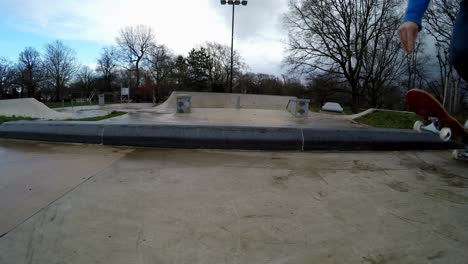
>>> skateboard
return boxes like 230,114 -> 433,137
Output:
406,89 -> 468,160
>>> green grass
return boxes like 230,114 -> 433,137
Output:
0,116 -> 37,124
46,102 -> 98,108
66,111 -> 127,121
355,111 -> 423,129
342,107 -> 354,115
309,105 -> 320,112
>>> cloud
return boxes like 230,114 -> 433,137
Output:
0,0 -> 289,75
208,0 -> 288,41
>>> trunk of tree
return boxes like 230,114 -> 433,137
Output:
28,72 -> 36,98
56,88 -> 60,101
107,76 -> 112,92
351,90 -> 359,112
135,59 -> 141,88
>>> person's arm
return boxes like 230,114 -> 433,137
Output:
403,0 -> 431,29
399,0 -> 431,54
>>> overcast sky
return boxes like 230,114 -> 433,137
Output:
0,0 -> 290,76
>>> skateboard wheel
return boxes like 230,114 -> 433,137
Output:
439,127 -> 452,142
413,121 -> 424,132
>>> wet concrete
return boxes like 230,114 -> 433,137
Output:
1,140 -> 467,263
0,140 -> 132,236
55,103 -> 153,119
55,103 -> 153,118
100,108 -> 361,128
53,103 -> 361,127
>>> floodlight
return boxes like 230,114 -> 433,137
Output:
220,0 -> 249,93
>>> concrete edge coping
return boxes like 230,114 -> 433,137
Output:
0,121 -> 459,151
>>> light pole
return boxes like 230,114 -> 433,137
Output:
221,0 -> 248,93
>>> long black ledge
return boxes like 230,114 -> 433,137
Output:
0,121 -> 458,151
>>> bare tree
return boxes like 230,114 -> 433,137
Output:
237,72 -> 285,95
17,47 -> 43,98
116,25 -> 155,90
204,42 -> 245,91
307,73 -> 347,107
145,44 -> 175,102
77,66 -> 96,97
403,40 -> 429,92
424,0 -> 462,111
97,46 -> 118,92
0,57 -> 16,98
284,0 -> 402,111
43,40 -> 77,101
361,14 -> 404,107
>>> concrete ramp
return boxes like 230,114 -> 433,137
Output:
0,98 -> 72,120
157,92 -> 296,111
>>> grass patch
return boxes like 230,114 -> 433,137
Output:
342,107 -> 368,114
66,111 -> 127,121
355,111 -> 422,129
342,107 -> 354,115
309,105 -> 320,112
0,116 -> 36,124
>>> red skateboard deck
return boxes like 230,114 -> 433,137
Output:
406,89 -> 468,143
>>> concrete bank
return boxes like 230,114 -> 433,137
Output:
0,121 -> 458,151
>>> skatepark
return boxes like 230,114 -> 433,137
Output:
3,0 -> 468,260
0,92 -> 381,127
0,92 -> 457,150
53,92 -> 363,127
1,93 -> 467,263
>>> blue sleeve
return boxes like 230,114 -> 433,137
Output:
403,0 -> 431,28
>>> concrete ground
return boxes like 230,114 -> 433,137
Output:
51,91 -> 372,127
57,103 -> 361,128
1,139 -> 467,263
102,108 -> 363,128
55,103 -> 153,119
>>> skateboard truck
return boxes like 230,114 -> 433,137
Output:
414,119 -> 468,160
413,117 -> 452,142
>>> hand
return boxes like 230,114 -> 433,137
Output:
398,21 -> 419,54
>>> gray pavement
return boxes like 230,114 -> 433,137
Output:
101,108 -> 361,128
56,103 -> 360,127
1,139 -> 467,263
